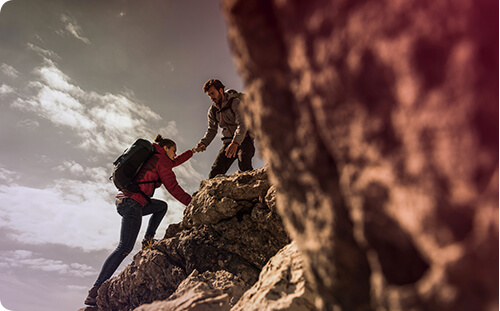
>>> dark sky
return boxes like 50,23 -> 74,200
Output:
0,1 -> 264,310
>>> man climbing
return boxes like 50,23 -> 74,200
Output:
196,78 -> 255,179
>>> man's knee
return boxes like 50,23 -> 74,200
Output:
209,155 -> 232,178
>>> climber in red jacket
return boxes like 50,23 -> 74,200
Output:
84,134 -> 199,306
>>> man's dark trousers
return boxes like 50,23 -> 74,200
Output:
208,136 -> 255,179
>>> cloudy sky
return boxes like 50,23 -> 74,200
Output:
0,1 -> 265,310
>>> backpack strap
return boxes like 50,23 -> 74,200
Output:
214,96 -> 253,140
134,179 -> 161,185
127,178 -> 161,204
138,189 -> 152,204
221,96 -> 236,114
215,96 -> 237,128
215,96 -> 236,113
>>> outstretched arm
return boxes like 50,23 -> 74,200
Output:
199,106 -> 218,148
157,162 -> 191,206
171,150 -> 193,167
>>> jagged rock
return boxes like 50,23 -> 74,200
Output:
221,0 -> 498,310
163,222 -> 182,239
134,270 -> 247,311
96,168 -> 290,311
183,167 -> 271,227
231,242 -> 317,311
97,249 -> 188,311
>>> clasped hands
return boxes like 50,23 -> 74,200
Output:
191,142 -> 206,154
191,142 -> 239,158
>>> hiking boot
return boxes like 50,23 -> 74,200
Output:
84,285 -> 99,306
141,237 -> 157,250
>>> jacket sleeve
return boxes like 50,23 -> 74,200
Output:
172,150 -> 193,167
157,160 -> 192,206
199,106 -> 218,147
231,98 -> 248,145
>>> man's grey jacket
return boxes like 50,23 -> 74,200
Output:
199,92 -> 249,147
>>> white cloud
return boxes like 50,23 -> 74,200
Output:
54,160 -> 86,176
11,55 -> 166,154
18,85 -> 96,131
0,84 -> 14,95
27,43 -> 60,60
0,167 -> 16,183
0,165 -> 190,252
0,249 -> 95,277
173,161 -> 204,193
15,118 -> 40,130
1,63 -> 18,78
35,59 -> 83,94
0,178 -> 118,252
54,161 -> 110,181
158,121 -> 180,139
59,14 -> 91,44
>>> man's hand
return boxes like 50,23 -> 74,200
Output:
225,142 -> 239,158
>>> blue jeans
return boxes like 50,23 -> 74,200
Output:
94,197 -> 167,286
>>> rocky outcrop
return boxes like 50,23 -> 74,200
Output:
221,1 -> 498,311
134,269 -> 247,311
130,242 -> 316,311
94,167 -> 292,311
231,241 -> 317,311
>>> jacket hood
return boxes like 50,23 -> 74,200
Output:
153,143 -> 167,155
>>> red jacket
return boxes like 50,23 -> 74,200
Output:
123,143 -> 193,206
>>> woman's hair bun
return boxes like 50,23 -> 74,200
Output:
154,134 -> 164,143
154,134 -> 176,148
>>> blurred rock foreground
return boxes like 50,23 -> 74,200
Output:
220,0 -> 498,310
81,0 -> 497,310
